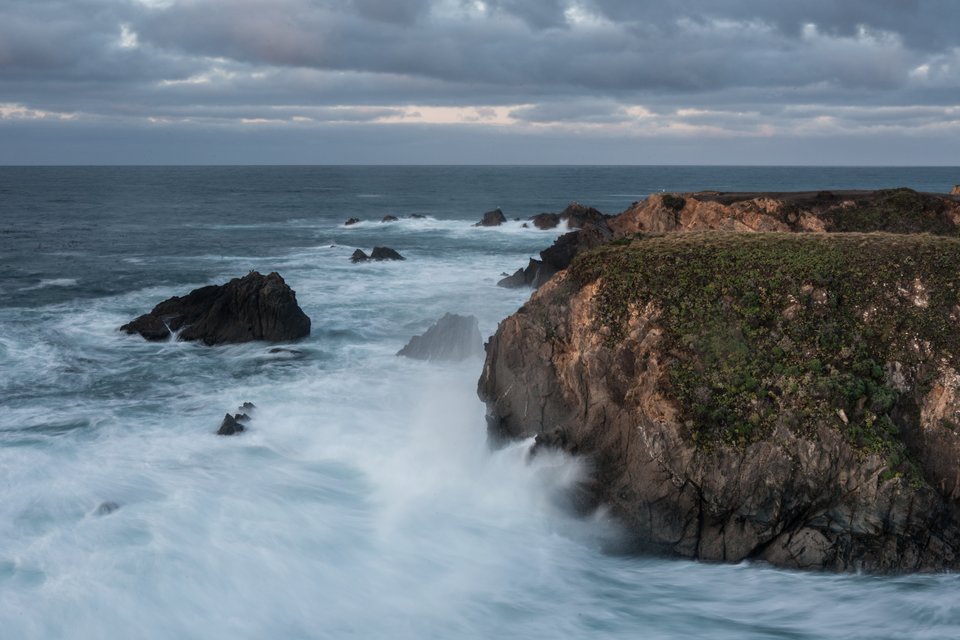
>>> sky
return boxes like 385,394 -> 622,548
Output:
1,0 -> 959,165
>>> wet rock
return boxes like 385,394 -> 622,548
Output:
120,272 -> 310,346
344,217 -> 360,226
530,213 -> 560,230
217,413 -> 245,436
351,249 -> 369,263
217,403 -> 254,436
381,215 -> 399,223
475,208 -> 507,227
95,501 -> 120,516
398,313 -> 483,362
370,247 -> 405,261
409,214 -> 427,219
268,347 -> 305,357
121,313 -> 171,341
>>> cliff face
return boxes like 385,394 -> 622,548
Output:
480,232 -> 960,571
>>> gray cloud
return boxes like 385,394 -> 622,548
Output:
0,0 -> 958,163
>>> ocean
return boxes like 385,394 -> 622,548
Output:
2,166 -> 959,639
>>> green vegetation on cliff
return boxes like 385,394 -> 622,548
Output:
822,188 -> 960,234
572,232 -> 960,474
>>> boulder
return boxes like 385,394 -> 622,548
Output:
370,247 -> 405,261
345,217 -> 360,226
120,272 -> 310,346
351,249 -> 369,263
381,215 -> 399,223
475,208 -> 507,227
398,313 -> 483,362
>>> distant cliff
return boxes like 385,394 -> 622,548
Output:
481,222 -> 960,571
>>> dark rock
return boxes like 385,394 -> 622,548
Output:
497,268 -> 528,288
522,223 -> 529,228
398,313 -> 483,362
95,501 -> 120,516
217,413 -> 245,436
530,213 -> 560,230
370,247 -> 405,261
120,272 -> 310,346
475,208 -> 507,227
345,217 -> 360,226
409,214 -> 427,219
121,313 -> 172,342
497,258 -> 545,289
351,249 -> 370,263
240,402 -> 256,412
381,215 -> 399,223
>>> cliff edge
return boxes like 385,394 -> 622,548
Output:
480,231 -> 960,571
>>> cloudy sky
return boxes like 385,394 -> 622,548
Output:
1,0 -> 959,164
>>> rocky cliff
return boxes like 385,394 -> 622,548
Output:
480,231 -> 960,571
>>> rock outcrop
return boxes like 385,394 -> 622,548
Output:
382,215 -> 399,223
345,217 -> 360,226
398,313 -> 483,362
480,232 -> 960,572
476,208 -> 507,227
501,189 -> 960,291
121,272 -> 310,345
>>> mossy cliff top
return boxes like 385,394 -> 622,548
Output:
572,232 -> 960,470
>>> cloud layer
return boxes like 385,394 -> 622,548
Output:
1,0 -> 959,163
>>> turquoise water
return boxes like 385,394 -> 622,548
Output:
2,166 -> 959,639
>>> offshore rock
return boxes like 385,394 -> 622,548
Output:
370,247 -> 405,261
480,232 -> 960,572
121,272 -> 310,346
398,313 -> 483,362
344,217 -> 360,226
217,402 -> 255,436
351,249 -> 370,263
381,215 -> 399,223
476,208 -> 507,227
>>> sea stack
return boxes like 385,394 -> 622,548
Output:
121,271 -> 311,345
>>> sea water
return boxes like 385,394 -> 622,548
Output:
2,166 -> 959,639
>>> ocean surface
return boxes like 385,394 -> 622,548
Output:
2,166 -> 960,639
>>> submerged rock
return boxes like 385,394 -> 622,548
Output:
381,215 -> 399,223
95,501 -> 120,516
398,313 -> 483,362
480,232 -> 960,572
120,272 -> 310,346
475,208 -> 506,227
